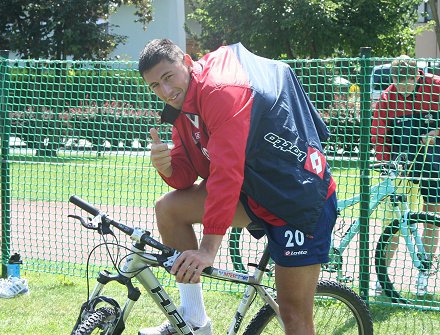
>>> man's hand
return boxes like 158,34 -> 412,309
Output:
150,128 -> 172,177
421,130 -> 438,145
171,235 -> 223,283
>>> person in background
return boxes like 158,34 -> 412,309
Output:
371,55 -> 440,296
138,39 -> 337,335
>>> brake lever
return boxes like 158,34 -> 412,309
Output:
68,215 -> 99,230
68,214 -> 114,236
161,250 -> 181,273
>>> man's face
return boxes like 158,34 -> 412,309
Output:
142,56 -> 192,110
392,75 -> 417,97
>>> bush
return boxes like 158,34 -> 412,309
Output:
289,59 -> 361,157
6,62 -> 168,156
10,107 -> 70,156
321,94 -> 361,157
67,99 -> 161,151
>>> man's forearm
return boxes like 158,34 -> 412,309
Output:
199,234 -> 223,259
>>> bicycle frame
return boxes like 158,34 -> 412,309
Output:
72,217 -> 281,335
327,158 -> 428,282
70,195 -> 376,335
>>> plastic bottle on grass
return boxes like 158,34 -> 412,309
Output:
7,253 -> 22,278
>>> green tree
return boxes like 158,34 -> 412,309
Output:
0,0 -> 153,60
187,0 -> 422,58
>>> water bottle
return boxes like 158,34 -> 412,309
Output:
7,253 -> 22,278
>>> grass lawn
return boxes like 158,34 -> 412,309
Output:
0,271 -> 439,334
8,152 -> 169,207
2,154 -> 439,334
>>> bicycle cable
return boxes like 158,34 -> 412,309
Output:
84,228 -> 278,307
84,230 -> 121,300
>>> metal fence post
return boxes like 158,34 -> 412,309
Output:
0,50 -> 11,278
358,47 -> 372,301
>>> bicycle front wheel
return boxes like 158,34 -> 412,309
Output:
71,307 -> 118,335
375,212 -> 440,304
243,280 -> 373,335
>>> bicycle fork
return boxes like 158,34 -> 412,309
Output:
70,267 -> 140,335
399,210 -> 430,273
226,247 -> 283,335
76,244 -> 195,335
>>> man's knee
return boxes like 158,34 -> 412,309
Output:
278,299 -> 313,331
278,294 -> 312,315
154,187 -> 205,226
154,192 -> 175,223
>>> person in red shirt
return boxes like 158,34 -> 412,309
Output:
138,39 -> 337,335
371,55 -> 440,296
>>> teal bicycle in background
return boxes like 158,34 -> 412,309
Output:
229,151 -> 440,305
326,152 -> 439,304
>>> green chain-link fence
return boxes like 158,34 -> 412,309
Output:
1,52 -> 439,316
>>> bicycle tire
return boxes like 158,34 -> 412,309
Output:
375,212 -> 440,304
243,280 -> 373,335
71,307 -> 118,335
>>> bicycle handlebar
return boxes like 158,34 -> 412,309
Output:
70,195 -> 101,216
69,195 -> 175,254
371,139 -> 436,175
369,161 -> 396,171
69,195 -> 218,276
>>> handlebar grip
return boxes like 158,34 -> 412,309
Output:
202,266 -> 214,276
70,195 -> 100,216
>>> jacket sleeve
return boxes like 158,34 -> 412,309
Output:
371,100 -> 391,161
200,85 -> 253,235
159,127 -> 199,190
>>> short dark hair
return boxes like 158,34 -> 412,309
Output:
138,39 -> 184,75
390,55 -> 418,78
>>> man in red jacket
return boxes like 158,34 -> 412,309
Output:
371,55 -> 440,296
138,39 -> 337,335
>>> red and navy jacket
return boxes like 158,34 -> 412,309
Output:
158,43 -> 336,236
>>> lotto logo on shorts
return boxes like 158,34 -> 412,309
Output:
284,250 -> 308,256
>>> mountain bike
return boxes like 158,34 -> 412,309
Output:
68,195 -> 373,335
229,151 -> 440,305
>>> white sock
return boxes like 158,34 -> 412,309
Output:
177,282 -> 209,327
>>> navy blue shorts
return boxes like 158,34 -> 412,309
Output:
411,143 -> 440,204
262,192 -> 337,267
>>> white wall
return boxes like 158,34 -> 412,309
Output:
415,1 -> 440,58
109,0 -> 186,61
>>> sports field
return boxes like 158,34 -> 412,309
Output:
1,150 -> 439,333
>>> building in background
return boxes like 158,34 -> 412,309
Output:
415,1 -> 440,58
108,0 -> 201,61
109,0 -> 186,60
